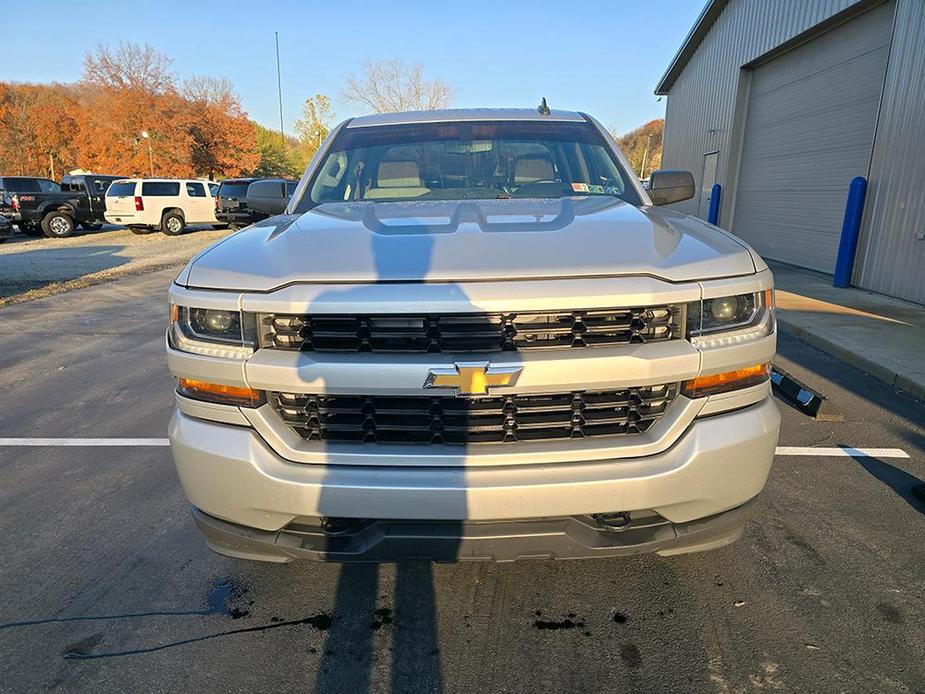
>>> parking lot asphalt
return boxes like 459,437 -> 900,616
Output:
0,225 -> 230,305
0,269 -> 922,693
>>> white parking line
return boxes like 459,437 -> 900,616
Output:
0,438 -> 170,446
0,440 -> 911,458
775,446 -> 909,459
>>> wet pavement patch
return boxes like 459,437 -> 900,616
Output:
370,608 -> 393,631
876,602 -> 903,624
533,613 -> 586,631
62,633 -> 103,658
620,643 -> 642,668
305,614 -> 333,631
207,577 -> 250,618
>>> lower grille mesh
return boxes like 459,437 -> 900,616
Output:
271,384 -> 677,445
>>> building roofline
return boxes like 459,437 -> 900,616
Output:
655,0 -> 729,95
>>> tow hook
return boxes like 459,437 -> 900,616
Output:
320,517 -> 366,535
592,512 -> 631,530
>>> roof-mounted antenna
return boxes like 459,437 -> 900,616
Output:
537,97 -> 551,116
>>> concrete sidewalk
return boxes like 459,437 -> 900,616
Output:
771,262 -> 925,400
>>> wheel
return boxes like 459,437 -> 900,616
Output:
129,226 -> 156,235
41,211 -> 76,238
212,223 -> 230,230
161,211 -> 185,236
19,223 -> 43,237
80,222 -> 103,231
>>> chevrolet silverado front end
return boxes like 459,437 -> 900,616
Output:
166,109 -> 779,562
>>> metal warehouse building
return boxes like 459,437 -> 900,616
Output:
656,0 -> 925,304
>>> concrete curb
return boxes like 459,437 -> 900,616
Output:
777,316 -> 924,401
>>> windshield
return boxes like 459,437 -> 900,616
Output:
298,120 -> 638,211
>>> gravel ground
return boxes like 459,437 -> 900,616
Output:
0,224 -> 231,306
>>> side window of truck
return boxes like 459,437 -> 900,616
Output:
2,178 -> 41,192
36,179 -> 61,193
186,182 -> 207,197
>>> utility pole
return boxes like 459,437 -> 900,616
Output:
275,32 -> 285,150
141,131 -> 154,177
640,133 -> 653,179
49,153 -> 55,180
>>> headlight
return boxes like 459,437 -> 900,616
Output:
687,289 -> 774,348
169,304 -> 256,357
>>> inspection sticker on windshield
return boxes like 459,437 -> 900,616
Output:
571,183 -> 620,195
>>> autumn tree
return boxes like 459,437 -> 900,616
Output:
79,43 -> 192,176
1,42 -> 262,179
294,93 -> 333,162
342,60 -> 453,113
82,42 -> 174,94
0,84 -> 80,177
183,76 -> 259,178
614,119 -> 664,179
0,84 -> 40,175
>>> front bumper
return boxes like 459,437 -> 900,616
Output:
169,395 -> 779,561
192,497 -> 758,563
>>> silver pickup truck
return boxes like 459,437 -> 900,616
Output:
167,108 -> 779,563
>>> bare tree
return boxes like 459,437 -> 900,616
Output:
182,76 -> 237,106
342,59 -> 453,113
82,42 -> 175,95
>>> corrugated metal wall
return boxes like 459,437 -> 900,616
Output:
661,0 -> 861,217
854,0 -> 925,304
731,1 -> 893,273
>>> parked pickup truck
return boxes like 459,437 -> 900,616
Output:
0,174 -> 120,238
167,108 -> 780,563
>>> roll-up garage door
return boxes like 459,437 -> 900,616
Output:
732,1 -> 893,273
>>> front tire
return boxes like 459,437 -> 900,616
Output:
41,211 -> 76,238
161,211 -> 185,236
128,226 -> 156,235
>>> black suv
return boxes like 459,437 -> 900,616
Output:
215,178 -> 297,228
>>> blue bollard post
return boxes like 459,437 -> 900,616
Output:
707,183 -> 721,225
833,176 -> 868,288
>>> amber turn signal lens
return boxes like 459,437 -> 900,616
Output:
177,378 -> 263,407
681,363 -> 770,398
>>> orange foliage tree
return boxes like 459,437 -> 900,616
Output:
0,42 -> 259,180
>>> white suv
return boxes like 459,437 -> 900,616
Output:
105,179 -> 221,235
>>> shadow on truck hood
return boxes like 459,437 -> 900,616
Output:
183,197 -> 756,290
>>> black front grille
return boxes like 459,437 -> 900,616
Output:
271,384 -> 677,445
260,307 -> 679,353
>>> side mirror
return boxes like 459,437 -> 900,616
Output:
647,170 -> 695,206
246,179 -> 290,216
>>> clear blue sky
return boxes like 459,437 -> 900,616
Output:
0,0 -> 703,136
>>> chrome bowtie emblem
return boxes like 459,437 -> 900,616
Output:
423,362 -> 523,396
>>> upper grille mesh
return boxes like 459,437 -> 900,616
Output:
260,307 -> 679,353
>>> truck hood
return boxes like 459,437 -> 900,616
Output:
183,197 -> 756,290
